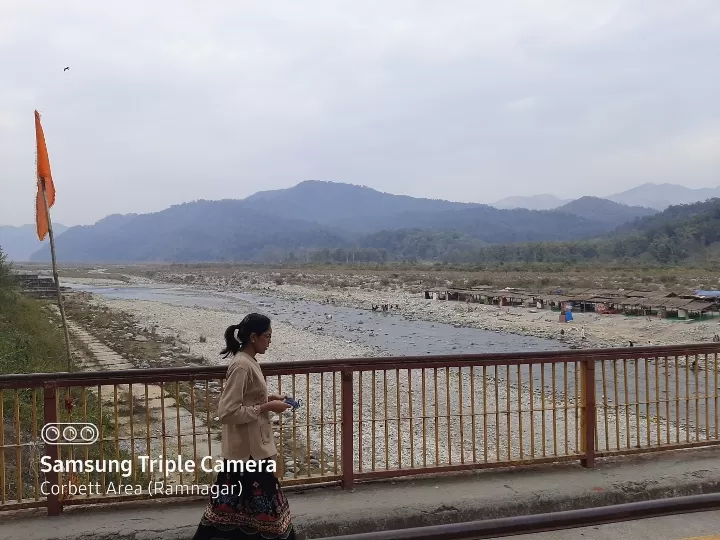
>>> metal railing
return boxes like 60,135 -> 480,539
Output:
1,343 -> 719,515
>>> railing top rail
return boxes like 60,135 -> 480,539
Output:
0,342 -> 717,388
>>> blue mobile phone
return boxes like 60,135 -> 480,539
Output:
284,397 -> 301,410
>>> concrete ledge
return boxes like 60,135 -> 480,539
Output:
2,447 -> 720,540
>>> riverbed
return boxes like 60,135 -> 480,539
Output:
62,281 -> 709,465
65,283 -> 569,357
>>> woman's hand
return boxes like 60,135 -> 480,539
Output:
268,393 -> 287,402
261,400 -> 292,414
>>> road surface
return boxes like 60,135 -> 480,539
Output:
498,509 -> 720,539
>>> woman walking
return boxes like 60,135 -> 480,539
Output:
193,313 -> 295,540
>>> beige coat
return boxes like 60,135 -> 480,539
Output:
217,352 -> 277,460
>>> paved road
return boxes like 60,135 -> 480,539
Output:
2,449 -> 719,540
498,510 -> 720,539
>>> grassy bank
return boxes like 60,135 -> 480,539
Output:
0,250 -> 69,376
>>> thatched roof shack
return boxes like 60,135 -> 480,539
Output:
620,289 -> 655,298
423,288 -> 472,301
489,289 -> 536,306
424,287 -> 536,305
682,300 -> 716,313
422,285 -> 718,316
423,287 -> 497,302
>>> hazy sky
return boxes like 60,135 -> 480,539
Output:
2,1 -> 720,226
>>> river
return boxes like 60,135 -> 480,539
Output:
66,283 -> 569,356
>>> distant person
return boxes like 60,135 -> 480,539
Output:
192,313 -> 295,540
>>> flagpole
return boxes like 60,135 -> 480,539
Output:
39,178 -> 73,372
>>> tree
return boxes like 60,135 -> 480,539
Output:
0,246 -> 10,287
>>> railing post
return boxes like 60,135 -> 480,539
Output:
580,358 -> 596,468
43,383 -> 62,515
340,369 -> 355,489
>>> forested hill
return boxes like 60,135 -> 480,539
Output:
440,198 -> 720,265
553,197 -> 656,226
27,181 -> 656,263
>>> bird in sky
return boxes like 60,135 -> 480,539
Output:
63,67 -> 69,71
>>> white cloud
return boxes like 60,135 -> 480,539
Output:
1,0 -> 719,224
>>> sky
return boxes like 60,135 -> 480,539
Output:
1,1 -> 720,226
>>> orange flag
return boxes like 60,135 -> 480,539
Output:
34,110 -> 55,241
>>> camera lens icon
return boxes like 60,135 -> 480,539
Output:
63,426 -> 77,441
43,425 -> 60,443
79,425 -> 97,442
41,423 -> 99,445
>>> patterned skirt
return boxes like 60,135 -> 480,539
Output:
192,459 -> 295,540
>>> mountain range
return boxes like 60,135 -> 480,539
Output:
17,181 -> 652,263
493,183 -> 720,211
0,224 -> 68,263
0,180 -> 716,264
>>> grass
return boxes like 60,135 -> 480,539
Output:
0,295 -> 70,376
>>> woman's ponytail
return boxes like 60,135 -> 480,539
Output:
220,324 -> 241,358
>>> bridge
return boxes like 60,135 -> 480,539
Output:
1,344 -> 719,537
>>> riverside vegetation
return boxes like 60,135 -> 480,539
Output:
0,247 -> 69,376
